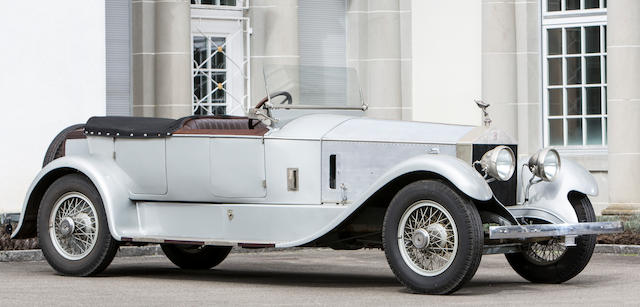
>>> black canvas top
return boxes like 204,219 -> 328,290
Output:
84,116 -> 185,138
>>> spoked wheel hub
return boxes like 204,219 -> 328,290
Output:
48,192 -> 99,261
411,229 -> 430,249
523,238 -> 567,265
398,200 -> 458,276
58,217 -> 75,237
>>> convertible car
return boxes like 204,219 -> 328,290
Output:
12,67 -> 622,294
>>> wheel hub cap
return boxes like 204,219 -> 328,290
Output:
426,223 -> 448,248
411,229 -> 430,249
59,217 -> 75,237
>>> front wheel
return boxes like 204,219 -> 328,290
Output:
37,174 -> 119,276
161,244 -> 232,270
505,193 -> 597,283
383,180 -> 484,294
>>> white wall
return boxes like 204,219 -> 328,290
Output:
411,0 -> 482,126
0,1 -> 106,213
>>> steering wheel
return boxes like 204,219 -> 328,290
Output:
249,91 -> 293,129
254,91 -> 293,109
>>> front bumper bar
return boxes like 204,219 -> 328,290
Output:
489,221 -> 623,240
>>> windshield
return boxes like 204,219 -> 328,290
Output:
262,65 -> 363,108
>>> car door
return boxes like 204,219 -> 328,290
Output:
209,137 -> 267,198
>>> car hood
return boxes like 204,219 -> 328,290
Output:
268,114 -> 476,144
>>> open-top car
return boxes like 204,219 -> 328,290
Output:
12,66 -> 622,294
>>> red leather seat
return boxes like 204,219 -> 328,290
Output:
174,116 -> 268,136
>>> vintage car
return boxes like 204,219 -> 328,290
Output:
12,67 -> 622,294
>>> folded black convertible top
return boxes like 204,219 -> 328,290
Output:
84,116 -> 185,137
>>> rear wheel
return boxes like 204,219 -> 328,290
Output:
383,180 -> 483,294
505,193 -> 597,283
161,244 -> 232,270
37,174 -> 119,276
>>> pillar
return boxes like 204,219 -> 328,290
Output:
603,0 -> 640,215
481,0 -> 518,138
132,0 -> 191,118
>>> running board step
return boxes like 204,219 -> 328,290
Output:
120,237 -> 275,248
489,221 -> 623,240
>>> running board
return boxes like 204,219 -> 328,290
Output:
489,221 -> 623,240
120,236 -> 275,248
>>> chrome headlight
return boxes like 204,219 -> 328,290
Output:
479,145 -> 515,181
528,148 -> 561,182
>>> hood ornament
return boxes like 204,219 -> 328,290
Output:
474,99 -> 492,127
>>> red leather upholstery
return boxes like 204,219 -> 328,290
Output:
182,117 -> 250,130
174,117 -> 268,136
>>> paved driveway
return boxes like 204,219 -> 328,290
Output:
0,249 -> 637,306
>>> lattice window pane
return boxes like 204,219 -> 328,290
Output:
543,21 -> 607,146
191,0 -> 237,6
192,35 -> 228,115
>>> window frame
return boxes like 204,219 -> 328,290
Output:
190,0 -> 243,10
541,0 -> 607,150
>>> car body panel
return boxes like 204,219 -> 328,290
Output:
323,117 -> 475,144
12,113 -> 601,247
209,138 -> 267,198
115,138 -> 168,195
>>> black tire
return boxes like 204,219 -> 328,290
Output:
43,124 -> 85,167
382,180 -> 484,294
161,244 -> 232,270
37,174 -> 119,276
505,193 -> 597,283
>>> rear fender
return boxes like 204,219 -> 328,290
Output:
12,156 -> 137,240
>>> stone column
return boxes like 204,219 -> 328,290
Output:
514,0 -> 541,157
481,0 -> 518,138
603,0 -> 640,215
346,0 -> 406,120
132,0 -> 191,118
249,0 -> 299,105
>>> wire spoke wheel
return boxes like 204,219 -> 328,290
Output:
397,200 -> 458,276
523,238 -> 567,265
48,192 -> 99,260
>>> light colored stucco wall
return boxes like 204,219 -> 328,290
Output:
410,0 -> 482,126
0,1 -> 106,213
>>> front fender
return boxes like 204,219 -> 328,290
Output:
12,156 -> 137,240
369,154 -> 493,201
282,154 -> 492,247
510,157 -> 598,224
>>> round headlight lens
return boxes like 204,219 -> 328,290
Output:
542,149 -> 560,180
528,148 -> 561,182
496,148 -> 515,180
479,146 -> 515,181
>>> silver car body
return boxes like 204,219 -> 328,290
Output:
13,113 -> 599,247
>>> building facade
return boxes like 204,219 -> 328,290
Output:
1,0 -> 638,216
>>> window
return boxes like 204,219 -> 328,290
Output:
297,0 -> 347,105
191,0 -> 238,6
192,36 -> 228,115
542,0 -> 607,147
190,4 -> 248,116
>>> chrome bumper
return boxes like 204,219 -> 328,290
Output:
489,221 -> 623,240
